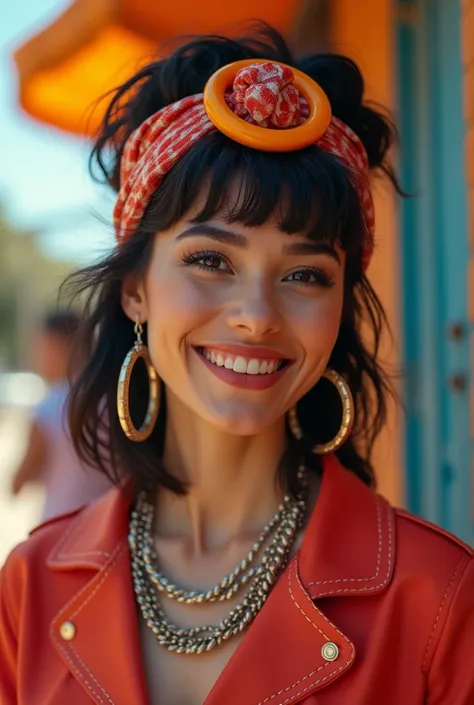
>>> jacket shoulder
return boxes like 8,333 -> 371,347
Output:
2,486 -> 128,585
394,507 -> 473,558
392,509 -> 474,683
391,505 -> 473,611
0,507 -> 86,642
29,505 -> 86,537
1,506 -> 85,575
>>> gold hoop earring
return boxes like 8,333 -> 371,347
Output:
117,319 -> 160,442
288,368 -> 354,454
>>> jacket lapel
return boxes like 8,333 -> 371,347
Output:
45,455 -> 396,705
299,454 -> 396,601
48,489 -> 149,705
205,557 -> 356,705
206,454 -> 396,705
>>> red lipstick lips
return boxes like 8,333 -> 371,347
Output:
193,345 -> 292,391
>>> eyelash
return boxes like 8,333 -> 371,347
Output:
182,250 -> 230,272
181,250 -> 336,288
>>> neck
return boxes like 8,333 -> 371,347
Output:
155,391 -> 288,554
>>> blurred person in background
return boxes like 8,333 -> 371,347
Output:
9,309 -> 113,520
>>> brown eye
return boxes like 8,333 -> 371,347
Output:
290,270 -> 313,283
182,250 -> 232,272
201,255 -> 222,269
284,268 -> 335,288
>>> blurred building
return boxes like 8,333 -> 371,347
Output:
11,0 -> 474,544
0,206 -> 73,370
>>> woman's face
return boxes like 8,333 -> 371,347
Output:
123,191 -> 346,435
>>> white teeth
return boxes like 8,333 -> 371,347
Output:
201,348 -> 285,375
246,359 -> 261,375
233,356 -> 248,374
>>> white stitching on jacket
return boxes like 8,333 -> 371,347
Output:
422,555 -> 469,672
50,543 -> 127,703
307,497 -> 394,595
49,512 -> 88,561
307,495 -> 384,587
59,551 -> 111,559
256,560 -> 354,705
51,631 -> 109,704
70,643 -> 116,704
69,543 -> 127,620
290,563 -> 330,641
49,511 -> 111,565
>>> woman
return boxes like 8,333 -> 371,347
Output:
1,27 -> 473,705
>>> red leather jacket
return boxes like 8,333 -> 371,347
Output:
1,454 -> 474,704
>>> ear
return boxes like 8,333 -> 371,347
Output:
121,272 -> 148,324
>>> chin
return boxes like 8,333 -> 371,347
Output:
199,401 -> 281,436
214,419 -> 273,437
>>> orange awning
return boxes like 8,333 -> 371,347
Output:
13,0 -> 310,136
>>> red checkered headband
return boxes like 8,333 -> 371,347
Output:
114,60 -> 375,269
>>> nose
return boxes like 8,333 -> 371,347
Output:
226,280 -> 281,337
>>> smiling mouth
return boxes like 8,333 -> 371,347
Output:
194,347 -> 290,376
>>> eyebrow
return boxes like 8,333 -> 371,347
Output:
176,224 -> 341,263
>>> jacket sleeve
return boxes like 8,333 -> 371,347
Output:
426,554 -> 474,704
0,549 -> 21,705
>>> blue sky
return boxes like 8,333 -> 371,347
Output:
1,0 -> 115,262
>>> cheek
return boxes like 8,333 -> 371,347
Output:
144,271 -> 218,348
288,288 -> 343,357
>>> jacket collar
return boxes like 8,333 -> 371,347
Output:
47,482 -> 130,571
299,454 -> 395,600
47,455 -> 396,705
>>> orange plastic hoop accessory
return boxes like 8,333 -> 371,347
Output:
203,59 -> 332,152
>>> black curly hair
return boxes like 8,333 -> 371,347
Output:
65,25 -> 401,497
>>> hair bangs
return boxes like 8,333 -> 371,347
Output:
140,132 -> 367,257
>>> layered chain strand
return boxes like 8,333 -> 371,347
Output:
142,492 -> 294,604
129,465 -> 308,654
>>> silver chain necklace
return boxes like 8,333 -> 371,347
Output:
128,465 -> 308,655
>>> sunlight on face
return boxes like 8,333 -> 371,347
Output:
127,190 -> 346,436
